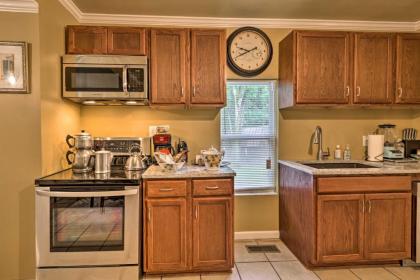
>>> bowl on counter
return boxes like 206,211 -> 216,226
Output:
158,161 -> 185,172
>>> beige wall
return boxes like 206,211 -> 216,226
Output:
0,12 -> 40,280
81,28 -> 420,232
38,0 -> 80,175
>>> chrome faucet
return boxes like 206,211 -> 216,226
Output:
313,126 -> 330,160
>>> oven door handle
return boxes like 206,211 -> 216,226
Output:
35,188 -> 138,198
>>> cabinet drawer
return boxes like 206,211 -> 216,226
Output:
317,176 -> 412,194
146,180 -> 187,198
193,179 -> 233,196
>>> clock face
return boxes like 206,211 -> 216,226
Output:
227,27 -> 273,77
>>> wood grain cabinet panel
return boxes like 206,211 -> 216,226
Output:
354,33 -> 394,104
66,26 -> 107,54
192,197 -> 233,269
396,34 -> 420,104
107,27 -> 147,55
150,29 -> 189,105
317,194 -> 365,263
190,30 -> 226,105
296,31 -> 351,104
145,198 -> 188,272
364,193 -> 411,260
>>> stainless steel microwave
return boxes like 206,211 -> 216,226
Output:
62,55 -> 148,105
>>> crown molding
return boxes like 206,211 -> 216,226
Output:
59,0 -> 420,32
0,0 -> 38,13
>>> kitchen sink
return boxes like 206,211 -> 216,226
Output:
302,162 -> 379,169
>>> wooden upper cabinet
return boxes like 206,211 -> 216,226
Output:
364,193 -> 411,260
396,34 -> 420,104
145,198 -> 188,272
66,26 -> 107,54
354,33 -> 394,104
107,27 -> 147,55
296,31 -> 351,104
192,197 -> 233,269
190,30 -> 226,105
317,194 -> 365,263
150,29 -> 189,105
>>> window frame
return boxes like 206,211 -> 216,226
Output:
221,79 -> 278,195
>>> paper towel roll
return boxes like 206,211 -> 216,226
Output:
367,134 -> 384,162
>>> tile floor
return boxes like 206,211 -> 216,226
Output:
142,239 -> 420,280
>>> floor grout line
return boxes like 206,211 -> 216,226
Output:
383,266 -> 403,280
235,263 -> 243,280
268,260 -> 282,280
348,268 -> 363,280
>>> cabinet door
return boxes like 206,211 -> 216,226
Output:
396,34 -> 420,104
317,194 -> 365,263
145,198 -> 188,272
66,26 -> 107,54
150,29 -> 189,104
190,30 -> 226,105
296,31 -> 351,104
107,27 -> 147,55
364,193 -> 411,260
354,33 -> 394,104
192,197 -> 233,269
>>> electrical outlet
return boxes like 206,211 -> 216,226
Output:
149,125 -> 170,136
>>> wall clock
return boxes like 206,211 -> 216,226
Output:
227,27 -> 273,77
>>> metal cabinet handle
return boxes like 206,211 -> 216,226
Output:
193,86 -> 196,97
398,87 -> 403,99
159,188 -> 174,192
181,86 -> 184,97
205,186 -> 220,190
345,86 -> 350,97
367,200 -> 372,213
356,86 -> 361,97
148,206 -> 151,222
195,206 -> 198,219
362,200 -> 365,213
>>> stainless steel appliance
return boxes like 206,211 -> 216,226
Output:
93,137 -> 152,167
125,144 -> 148,171
66,131 -> 95,173
62,55 -> 148,105
415,183 -> 420,264
35,185 -> 140,278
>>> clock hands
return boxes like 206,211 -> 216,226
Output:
234,46 -> 257,59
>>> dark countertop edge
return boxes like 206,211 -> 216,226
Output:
36,181 -> 141,187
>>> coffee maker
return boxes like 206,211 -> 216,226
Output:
153,133 -> 175,155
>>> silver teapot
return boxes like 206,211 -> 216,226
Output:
125,144 -> 148,171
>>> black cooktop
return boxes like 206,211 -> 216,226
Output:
35,168 -> 144,186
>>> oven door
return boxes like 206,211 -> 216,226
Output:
63,64 -> 129,99
35,186 -> 139,267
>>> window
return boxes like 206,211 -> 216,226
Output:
221,81 -> 277,194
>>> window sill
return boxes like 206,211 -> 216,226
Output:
234,191 -> 278,197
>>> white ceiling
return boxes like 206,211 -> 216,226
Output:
71,0 -> 420,22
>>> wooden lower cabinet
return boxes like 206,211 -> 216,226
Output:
317,194 -> 365,263
364,193 -> 411,260
192,197 -> 233,269
143,178 -> 234,274
145,198 -> 188,272
316,192 -> 411,264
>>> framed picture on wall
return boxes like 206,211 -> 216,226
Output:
0,41 -> 29,93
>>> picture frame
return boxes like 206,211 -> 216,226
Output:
0,41 -> 29,93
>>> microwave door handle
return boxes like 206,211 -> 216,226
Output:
36,188 -> 138,198
123,65 -> 128,92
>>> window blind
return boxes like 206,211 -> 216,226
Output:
221,81 -> 277,193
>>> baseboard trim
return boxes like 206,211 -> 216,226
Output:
234,231 -> 279,240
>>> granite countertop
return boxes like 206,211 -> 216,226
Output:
35,168 -> 143,186
142,165 -> 236,179
278,159 -> 420,176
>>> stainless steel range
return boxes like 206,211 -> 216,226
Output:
35,137 -> 150,280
